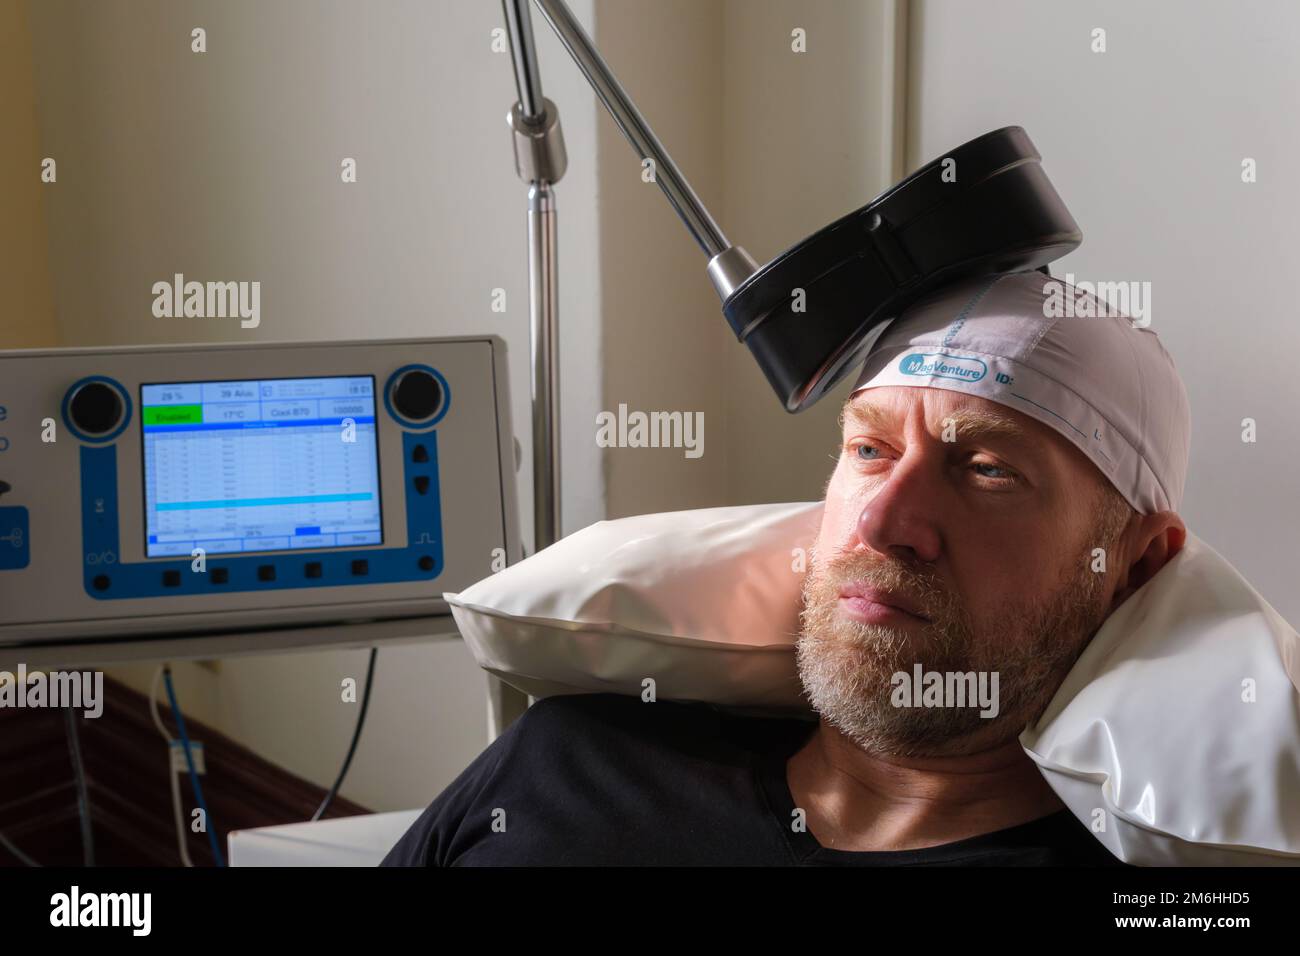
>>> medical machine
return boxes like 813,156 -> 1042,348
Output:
509,1 -> 1080,414
0,337 -> 521,663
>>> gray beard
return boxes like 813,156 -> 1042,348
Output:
795,536 -> 1110,758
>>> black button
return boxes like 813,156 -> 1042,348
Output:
351,559 -> 368,576
412,444 -> 429,463
211,567 -> 229,584
92,574 -> 110,591
163,570 -> 181,587
0,480 -> 10,498
257,564 -> 276,582
391,369 -> 442,422
68,381 -> 124,436
418,555 -> 434,571
413,475 -> 430,495
305,562 -> 323,579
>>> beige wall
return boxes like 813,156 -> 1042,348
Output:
598,0 -> 907,516
0,0 -> 58,348
719,0 -> 907,506
595,0 -> 729,516
907,0 -> 1300,631
14,0 -> 902,812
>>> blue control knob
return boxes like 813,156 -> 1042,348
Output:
390,369 -> 443,422
68,381 -> 124,436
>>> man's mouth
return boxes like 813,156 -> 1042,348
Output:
837,584 -> 930,623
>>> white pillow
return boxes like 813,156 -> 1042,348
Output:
447,502 -> 823,713
444,501 -> 1300,865
1019,532 -> 1300,866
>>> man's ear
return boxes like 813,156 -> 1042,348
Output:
1111,513 -> 1187,608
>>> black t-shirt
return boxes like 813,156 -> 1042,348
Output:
381,692 -> 1127,867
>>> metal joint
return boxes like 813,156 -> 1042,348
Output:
507,96 -> 568,184
706,246 -> 759,303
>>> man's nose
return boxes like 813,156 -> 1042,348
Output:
855,461 -> 942,563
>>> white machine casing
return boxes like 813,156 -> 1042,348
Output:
0,337 -> 521,659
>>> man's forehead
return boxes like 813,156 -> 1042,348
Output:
842,389 -> 1038,446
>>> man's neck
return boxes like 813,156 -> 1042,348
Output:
785,719 -> 1066,852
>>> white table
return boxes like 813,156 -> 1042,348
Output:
228,809 -> 423,866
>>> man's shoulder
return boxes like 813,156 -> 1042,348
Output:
515,691 -> 647,726
383,692 -> 812,866
509,692 -> 814,760
508,692 -> 723,750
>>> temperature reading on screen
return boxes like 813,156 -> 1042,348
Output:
140,376 -> 383,558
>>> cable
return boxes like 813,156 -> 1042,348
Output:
0,829 -> 40,867
312,647 -> 378,822
151,665 -> 194,867
63,704 -> 94,867
162,667 -> 225,867
151,666 -> 194,866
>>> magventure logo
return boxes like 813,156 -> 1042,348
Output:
898,352 -> 986,382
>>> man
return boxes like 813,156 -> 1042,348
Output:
383,270 -> 1191,866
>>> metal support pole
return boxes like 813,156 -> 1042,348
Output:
530,0 -> 757,300
486,0 -> 758,740
486,0 -> 566,739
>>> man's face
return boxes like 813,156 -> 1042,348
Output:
797,385 -> 1124,758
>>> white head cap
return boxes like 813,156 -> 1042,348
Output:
850,271 -> 1190,515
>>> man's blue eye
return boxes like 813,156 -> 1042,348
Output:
850,442 -> 1018,485
854,443 -> 880,461
974,462 -> 1019,484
